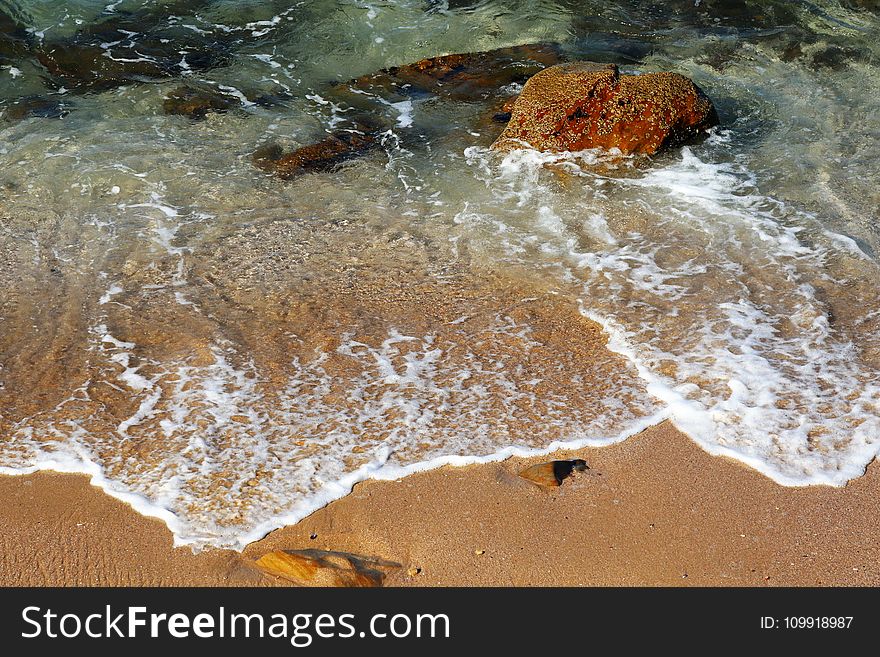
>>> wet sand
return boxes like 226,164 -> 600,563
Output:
2,420 -> 878,586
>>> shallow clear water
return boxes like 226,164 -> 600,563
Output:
1,0 -> 879,549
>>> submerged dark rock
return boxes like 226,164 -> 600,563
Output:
163,86 -> 240,119
775,35 -> 861,72
250,91 -> 295,108
0,9 -> 32,62
30,0 -> 234,92
810,44 -> 861,70
492,61 -> 719,156
2,95 -> 70,121
253,118 -> 382,179
36,35 -> 233,92
696,41 -> 743,72
840,0 -> 880,12
37,43 -> 174,91
255,44 -> 563,179
333,43 -> 561,105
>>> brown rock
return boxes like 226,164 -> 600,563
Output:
33,4 -> 232,93
36,43 -> 174,91
254,549 -> 400,587
253,44 -> 562,178
518,459 -> 589,487
492,62 -> 718,156
163,86 -> 239,119
0,9 -> 32,61
253,119 -> 380,179
3,96 -> 70,121
333,43 -> 561,107
254,44 -> 562,179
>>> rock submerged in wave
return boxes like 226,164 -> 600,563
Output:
255,44 -> 562,179
163,85 -> 240,120
253,122 -> 380,179
335,43 -> 561,103
30,1 -> 233,92
492,62 -> 719,156
252,46 -> 716,180
0,9 -> 33,61
254,549 -> 400,587
2,95 -> 70,122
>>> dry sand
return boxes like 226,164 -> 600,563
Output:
1,420 -> 878,586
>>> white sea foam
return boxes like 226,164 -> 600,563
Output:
98,284 -> 123,304
1,308 -> 660,549
458,143 -> 880,486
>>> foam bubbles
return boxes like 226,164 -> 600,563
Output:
461,142 -> 880,486
1,302 -> 658,549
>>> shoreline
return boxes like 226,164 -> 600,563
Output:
0,407 -> 669,553
2,421 -> 878,586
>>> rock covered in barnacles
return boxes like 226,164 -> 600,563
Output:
492,62 -> 718,156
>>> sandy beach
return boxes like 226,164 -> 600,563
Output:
2,420 -> 877,587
